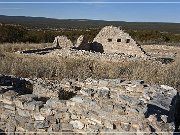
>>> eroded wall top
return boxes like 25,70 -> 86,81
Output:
93,26 -> 146,56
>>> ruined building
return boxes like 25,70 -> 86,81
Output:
52,26 -> 146,57
93,26 -> 146,56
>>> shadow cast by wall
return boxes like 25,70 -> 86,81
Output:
144,93 -> 178,132
59,89 -> 77,100
0,75 -> 33,95
155,57 -> 175,64
0,129 -> 6,135
21,46 -> 61,54
74,41 -> 104,53
174,92 -> 180,133
145,104 -> 169,121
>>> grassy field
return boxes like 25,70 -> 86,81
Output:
0,43 -> 179,90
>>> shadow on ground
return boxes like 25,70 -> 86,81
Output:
0,75 -> 33,95
21,46 -> 61,55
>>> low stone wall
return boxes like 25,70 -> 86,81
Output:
0,74 -> 178,134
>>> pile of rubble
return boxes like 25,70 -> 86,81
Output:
47,48 -> 151,62
0,74 -> 178,134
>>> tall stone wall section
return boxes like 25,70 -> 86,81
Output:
53,36 -> 73,49
93,26 -> 146,57
0,75 -> 177,134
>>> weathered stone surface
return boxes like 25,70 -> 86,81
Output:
46,98 -> 65,109
93,26 -> 146,57
75,35 -> 87,47
34,121 -> 45,129
33,83 -> 59,98
15,115 -> 30,127
0,75 -> 178,134
70,96 -> 84,103
70,120 -> 84,129
40,107 -> 53,116
97,87 -> 110,98
25,122 -> 35,131
61,123 -> 73,130
3,104 -> 15,111
16,108 -> 31,117
33,113 -> 45,121
53,36 -> 73,49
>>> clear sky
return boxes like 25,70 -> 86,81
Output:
0,0 -> 180,23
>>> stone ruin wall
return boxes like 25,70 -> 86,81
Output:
93,26 -> 146,57
51,26 -> 146,57
0,74 -> 179,134
53,36 -> 73,49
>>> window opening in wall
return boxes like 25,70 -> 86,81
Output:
117,39 -> 121,42
126,39 -> 130,43
108,38 -> 112,42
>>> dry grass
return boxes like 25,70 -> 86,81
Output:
0,43 -> 52,53
0,43 -> 179,90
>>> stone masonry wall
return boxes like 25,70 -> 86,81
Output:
53,36 -> 73,49
93,26 -> 146,57
0,74 -> 178,134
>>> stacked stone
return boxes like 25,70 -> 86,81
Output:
53,36 -> 73,49
0,75 -> 177,134
93,26 -> 146,57
47,48 -> 153,62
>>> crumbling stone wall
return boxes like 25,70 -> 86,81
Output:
0,74 -> 177,134
75,35 -> 88,48
93,26 -> 146,57
53,36 -> 73,49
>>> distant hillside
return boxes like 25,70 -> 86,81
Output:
0,15 -> 180,33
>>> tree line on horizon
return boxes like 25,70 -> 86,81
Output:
0,24 -> 180,45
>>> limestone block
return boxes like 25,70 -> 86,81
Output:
33,84 -> 59,98
13,99 -> 24,109
62,112 -> 70,121
61,123 -> 73,130
71,114 -> 80,120
89,116 -> 102,125
98,80 -> 109,87
161,85 -> 174,90
3,90 -> 17,101
80,88 -> 97,97
86,124 -> 100,132
46,115 -> 57,124
40,107 -> 53,116
97,87 -> 110,98
1,98 -> 13,105
3,104 -> 15,111
70,120 -> 84,129
46,98 -> 64,109
33,113 -> 45,121
55,111 -> 63,119
16,126 -> 26,132
103,120 -> 113,129
0,94 -> 3,100
34,121 -> 45,129
70,96 -> 84,103
25,122 -> 35,131
23,101 -> 36,111
5,122 -> 16,133
15,115 -> 30,127
51,123 -> 60,132
17,108 -> 31,117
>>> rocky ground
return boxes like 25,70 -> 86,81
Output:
0,74 -> 178,134
18,47 -> 176,65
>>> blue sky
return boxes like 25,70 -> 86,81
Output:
0,0 -> 180,23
